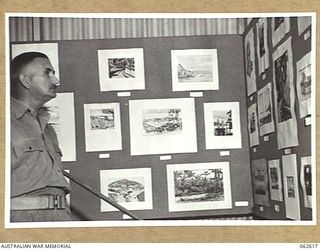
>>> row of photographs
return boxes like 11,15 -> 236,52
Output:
12,43 -> 220,93
252,154 -> 312,221
44,95 -> 242,161
97,161 -> 232,213
245,17 -> 311,149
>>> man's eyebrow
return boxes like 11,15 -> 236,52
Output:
45,67 -> 56,74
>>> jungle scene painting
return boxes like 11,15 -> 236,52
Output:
173,168 -> 224,204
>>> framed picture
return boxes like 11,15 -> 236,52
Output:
256,18 -> 269,74
252,158 -> 270,206
44,92 -> 76,162
11,43 -> 60,79
166,162 -> 232,212
271,17 -> 290,47
171,49 -> 219,91
203,102 -> 242,149
84,103 -> 122,152
272,37 -> 299,149
257,82 -> 275,136
300,156 -> 312,209
129,98 -> 197,156
268,159 -> 283,201
282,154 -> 300,220
248,103 -> 259,147
244,28 -> 257,96
100,168 -> 153,212
296,52 -> 311,118
98,48 -> 145,91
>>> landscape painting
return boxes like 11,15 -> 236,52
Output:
90,108 -> 115,130
171,49 -> 219,91
204,102 -> 242,149
167,162 -> 232,212
98,48 -> 145,91
129,98 -> 197,156
100,168 -> 153,212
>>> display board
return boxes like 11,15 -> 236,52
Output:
244,17 -> 312,220
11,35 -> 252,220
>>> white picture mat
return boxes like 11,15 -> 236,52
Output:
11,43 -> 60,79
248,103 -> 260,147
272,37 -> 299,149
257,82 -> 275,136
203,102 -> 242,149
244,28 -> 257,96
282,154 -> 301,220
129,98 -> 197,156
268,159 -> 283,202
296,52 -> 311,118
297,16 -> 311,35
256,18 -> 269,74
171,49 -> 219,91
272,17 -> 290,47
166,162 -> 232,212
252,159 -> 270,206
100,168 -> 153,212
98,48 -> 145,91
84,103 -> 122,152
300,156 -> 312,209
44,92 -> 76,162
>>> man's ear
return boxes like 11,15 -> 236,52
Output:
19,74 -> 31,89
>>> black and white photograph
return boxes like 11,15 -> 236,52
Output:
166,162 -> 232,212
108,57 -> 135,78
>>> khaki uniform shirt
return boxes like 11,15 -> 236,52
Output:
11,97 -> 71,197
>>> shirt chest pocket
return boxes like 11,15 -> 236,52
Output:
13,139 -> 45,159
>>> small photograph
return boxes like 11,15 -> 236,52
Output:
171,49 -> 219,91
142,109 -> 182,135
167,162 -> 232,212
213,110 -> 233,136
269,167 -> 279,190
108,58 -> 135,78
90,108 -> 115,130
298,64 -> 311,102
274,51 -> 292,122
287,176 -> 295,198
173,168 -> 224,204
100,168 -> 153,212
177,55 -> 213,83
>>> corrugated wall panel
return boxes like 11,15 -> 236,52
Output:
9,17 -> 244,42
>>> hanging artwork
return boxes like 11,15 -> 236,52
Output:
11,43 -> 60,78
257,82 -> 275,136
282,154 -> 300,220
100,168 -> 153,212
272,17 -> 290,47
248,103 -> 260,147
98,48 -> 145,91
44,92 -> 76,162
203,102 -> 242,149
272,37 -> 299,149
166,162 -> 232,212
300,156 -> 312,209
296,52 -> 311,118
256,18 -> 269,74
171,49 -> 219,91
297,16 -> 312,36
84,103 -> 122,152
267,159 -> 283,202
251,159 -> 270,206
244,28 -> 257,96
129,98 -> 197,156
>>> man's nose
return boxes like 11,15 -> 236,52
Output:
51,74 -> 60,86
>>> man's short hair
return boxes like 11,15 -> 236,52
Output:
10,52 -> 49,95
